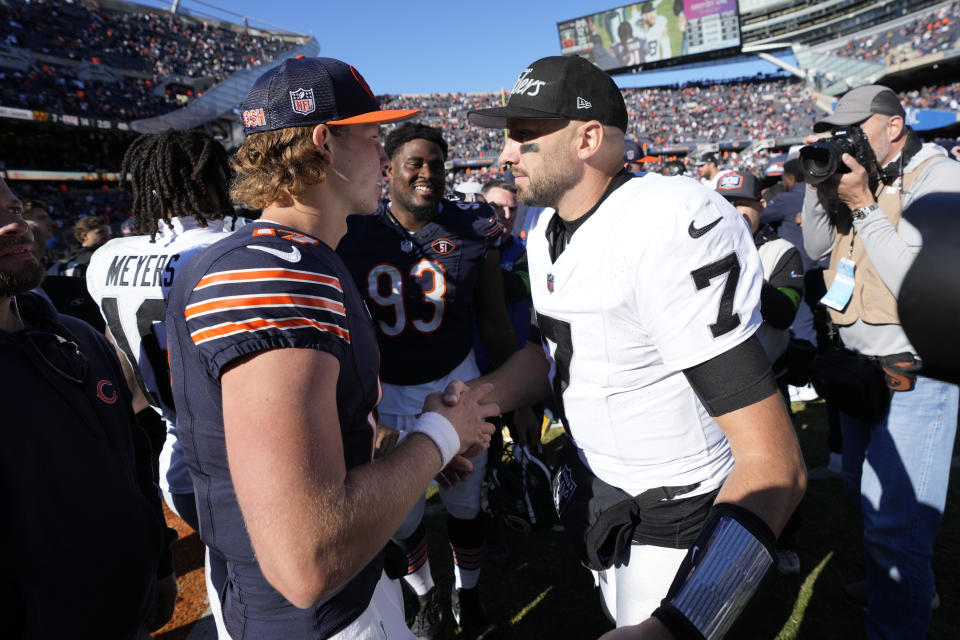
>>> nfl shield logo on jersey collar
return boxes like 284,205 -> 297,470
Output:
290,88 -> 316,115
547,273 -> 555,293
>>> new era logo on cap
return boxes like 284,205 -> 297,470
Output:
577,97 -> 592,109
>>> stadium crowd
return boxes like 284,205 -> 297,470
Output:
1,0 -> 298,78
0,63 -> 182,120
622,77 -> 818,144
901,80 -> 960,109
0,0 -> 301,118
829,1 -> 960,65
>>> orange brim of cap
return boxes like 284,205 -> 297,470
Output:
327,109 -> 421,125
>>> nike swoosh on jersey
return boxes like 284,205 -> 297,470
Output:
248,244 -> 302,263
688,217 -> 723,239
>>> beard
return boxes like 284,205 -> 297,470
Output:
516,146 -> 583,210
0,238 -> 45,298
407,201 -> 439,222
0,259 -> 44,298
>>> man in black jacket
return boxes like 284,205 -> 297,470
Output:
0,177 -> 177,638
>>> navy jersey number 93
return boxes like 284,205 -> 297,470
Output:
337,200 -> 502,385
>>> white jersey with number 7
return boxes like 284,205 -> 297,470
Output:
527,173 -> 762,498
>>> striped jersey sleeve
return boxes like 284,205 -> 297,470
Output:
185,248 -> 351,379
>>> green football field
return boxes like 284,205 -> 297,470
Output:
421,400 -> 960,639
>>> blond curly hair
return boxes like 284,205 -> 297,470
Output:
230,125 -> 339,209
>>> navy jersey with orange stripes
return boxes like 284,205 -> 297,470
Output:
337,199 -> 502,385
165,221 -> 382,638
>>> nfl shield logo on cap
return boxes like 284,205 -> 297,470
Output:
290,88 -> 316,115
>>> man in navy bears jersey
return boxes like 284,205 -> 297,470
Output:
337,121 -> 527,639
165,56 -> 499,640
468,55 -> 806,639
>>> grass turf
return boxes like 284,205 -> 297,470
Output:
419,400 -> 960,639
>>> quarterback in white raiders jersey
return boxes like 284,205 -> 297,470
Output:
527,173 -> 760,499
86,129 -> 243,640
469,55 -> 805,639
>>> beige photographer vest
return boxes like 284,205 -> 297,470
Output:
822,157 -> 937,326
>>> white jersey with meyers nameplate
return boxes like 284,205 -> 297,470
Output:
86,216 -> 246,495
639,15 -> 672,62
528,173 -> 763,498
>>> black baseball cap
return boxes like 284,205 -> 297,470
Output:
814,85 -> 906,133
467,56 -> 628,131
716,171 -> 760,201
240,56 -> 420,135
623,139 -> 642,163
697,152 -> 718,166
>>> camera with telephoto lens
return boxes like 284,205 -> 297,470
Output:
799,125 -> 877,185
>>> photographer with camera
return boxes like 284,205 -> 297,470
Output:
801,84 -> 960,640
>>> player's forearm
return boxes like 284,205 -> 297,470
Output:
501,268 -> 530,303
713,393 -> 807,536
224,348 -> 448,608
478,312 -> 519,368
476,248 -> 520,366
260,433 -> 445,609
333,434 -> 445,571
469,341 -> 551,411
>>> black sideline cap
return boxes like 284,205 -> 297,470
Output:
698,152 -> 719,166
468,56 -> 628,131
716,171 -> 760,201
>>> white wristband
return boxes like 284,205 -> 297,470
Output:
409,412 -> 460,468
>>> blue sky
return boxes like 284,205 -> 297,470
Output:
138,0 -> 791,94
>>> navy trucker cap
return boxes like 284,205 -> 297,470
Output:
240,56 -> 420,135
